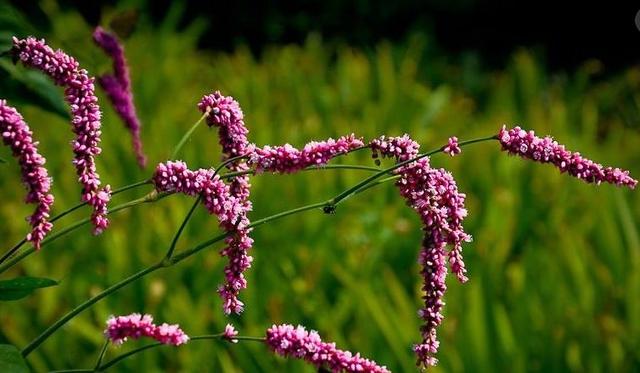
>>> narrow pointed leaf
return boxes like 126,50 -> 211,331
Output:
0,276 -> 58,301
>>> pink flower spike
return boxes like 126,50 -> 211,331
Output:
152,160 -> 253,315
105,313 -> 188,346
498,125 -> 637,188
265,324 -> 390,373
12,36 -> 111,234
223,324 -> 239,343
249,134 -> 364,174
93,27 -> 146,168
0,100 -> 54,249
370,134 -> 472,367
443,136 -> 461,156
198,92 -> 255,314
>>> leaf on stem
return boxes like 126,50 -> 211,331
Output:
0,276 -> 58,301
0,344 -> 28,373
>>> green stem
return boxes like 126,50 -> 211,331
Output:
49,370 -> 93,373
93,340 -> 109,370
170,112 -> 208,159
22,173 -> 398,358
21,262 -> 164,357
0,179 -> 151,266
326,135 -> 497,209
0,193 -> 165,275
20,135 -> 497,362
0,165 -> 378,275
97,334 -> 264,371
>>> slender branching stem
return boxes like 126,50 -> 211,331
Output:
0,179 -> 151,266
19,135 -> 497,358
170,112 -> 209,159
93,340 -> 109,370
96,334 -> 263,371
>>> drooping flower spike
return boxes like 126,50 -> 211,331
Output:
0,100 -> 54,249
105,313 -> 189,346
249,134 -> 365,174
369,135 -> 471,368
266,324 -> 390,373
11,36 -> 111,234
498,125 -> 637,188
93,27 -> 146,168
152,160 -> 253,314
198,92 -> 254,315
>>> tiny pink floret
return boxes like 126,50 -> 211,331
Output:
223,323 -> 239,343
443,136 -> 461,156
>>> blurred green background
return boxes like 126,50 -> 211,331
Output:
1,1 -> 639,372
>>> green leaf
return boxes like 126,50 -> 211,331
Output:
0,277 -> 58,301
0,344 -> 28,373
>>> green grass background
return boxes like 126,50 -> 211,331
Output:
0,3 -> 639,372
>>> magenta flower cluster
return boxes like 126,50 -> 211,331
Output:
369,135 -> 471,368
498,125 -> 637,188
0,100 -> 54,249
105,313 -> 189,346
266,324 -> 390,373
93,27 -> 146,168
198,92 -> 254,315
12,37 -> 111,234
152,160 -> 252,314
370,134 -> 420,162
249,134 -> 364,173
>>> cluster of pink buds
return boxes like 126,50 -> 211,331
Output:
498,125 -> 637,188
266,324 -> 390,373
11,36 -> 111,234
443,136 -> 461,156
93,27 -> 146,168
0,100 -> 54,249
105,313 -> 189,346
370,134 -> 420,163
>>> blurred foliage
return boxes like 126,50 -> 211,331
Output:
0,2 -> 639,372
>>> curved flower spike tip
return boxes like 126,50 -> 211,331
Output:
0,100 -> 54,249
498,125 -> 637,188
93,27 -> 146,168
12,36 -> 111,234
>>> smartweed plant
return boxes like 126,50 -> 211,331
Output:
0,31 -> 636,372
